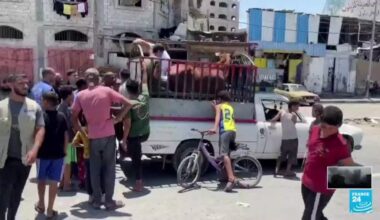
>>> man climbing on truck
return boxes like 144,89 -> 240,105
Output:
209,90 -> 249,192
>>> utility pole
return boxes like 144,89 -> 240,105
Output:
366,0 -> 378,98
93,0 -> 103,67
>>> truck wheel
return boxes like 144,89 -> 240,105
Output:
173,141 -> 209,175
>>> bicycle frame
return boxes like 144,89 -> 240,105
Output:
193,132 -> 223,172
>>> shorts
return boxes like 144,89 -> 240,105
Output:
37,158 -> 65,182
278,139 -> 298,165
219,131 -> 236,156
65,144 -> 77,164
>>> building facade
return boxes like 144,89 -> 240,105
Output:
0,0 -> 173,81
185,0 -> 239,32
202,0 -> 239,32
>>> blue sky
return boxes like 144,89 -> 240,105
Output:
239,0 -> 326,28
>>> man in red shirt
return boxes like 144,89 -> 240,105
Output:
302,106 -> 359,220
72,68 -> 132,210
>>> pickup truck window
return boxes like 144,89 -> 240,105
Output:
262,100 -> 286,121
262,99 -> 303,122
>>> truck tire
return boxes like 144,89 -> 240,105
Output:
173,140 -> 210,175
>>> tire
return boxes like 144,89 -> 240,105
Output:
233,156 -> 263,187
173,141 -> 209,174
177,155 -> 201,189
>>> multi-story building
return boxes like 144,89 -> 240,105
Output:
184,0 -> 240,32
0,0 -> 173,81
202,0 -> 239,32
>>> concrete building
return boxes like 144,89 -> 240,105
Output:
185,0 -> 240,32
323,0 -> 380,21
0,0 -> 173,81
202,0 -> 239,32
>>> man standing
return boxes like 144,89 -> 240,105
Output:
31,68 -> 55,105
309,103 -> 324,133
0,77 -> 11,100
0,74 -> 45,220
302,106 -> 359,220
122,63 -> 150,192
72,68 -> 132,210
271,101 -> 300,177
133,39 -> 171,81
66,69 -> 79,87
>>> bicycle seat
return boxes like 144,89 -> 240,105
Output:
191,128 -> 211,135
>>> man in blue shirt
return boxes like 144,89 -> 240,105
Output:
31,68 -> 55,105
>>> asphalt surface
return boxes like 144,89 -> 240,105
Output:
15,103 -> 380,220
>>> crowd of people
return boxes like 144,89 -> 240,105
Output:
0,64 -> 151,219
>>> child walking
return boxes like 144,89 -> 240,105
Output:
35,92 -> 68,219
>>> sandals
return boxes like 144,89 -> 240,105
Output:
105,200 -> 125,211
224,179 -> 251,192
46,210 -> 58,220
224,180 -> 236,192
34,203 -> 45,214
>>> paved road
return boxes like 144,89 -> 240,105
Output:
15,103 -> 380,220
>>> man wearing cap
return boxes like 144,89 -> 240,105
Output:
72,68 -> 132,210
301,106 -> 360,220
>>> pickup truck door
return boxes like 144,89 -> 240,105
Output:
261,100 -> 309,157
255,99 -> 284,154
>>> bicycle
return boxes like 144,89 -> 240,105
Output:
177,128 -> 263,189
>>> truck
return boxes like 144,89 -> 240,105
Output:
126,42 -> 363,172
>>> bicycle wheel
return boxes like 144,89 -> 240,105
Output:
233,156 -> 262,187
177,155 -> 201,189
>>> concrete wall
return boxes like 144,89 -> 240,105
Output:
322,51 -> 356,94
356,59 -> 380,95
103,0 -> 171,35
304,57 -> 324,94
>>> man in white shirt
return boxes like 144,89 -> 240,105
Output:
270,101 -> 300,177
133,39 -> 171,82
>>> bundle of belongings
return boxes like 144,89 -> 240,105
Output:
53,0 -> 89,19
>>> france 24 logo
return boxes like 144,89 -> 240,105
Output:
349,190 -> 373,214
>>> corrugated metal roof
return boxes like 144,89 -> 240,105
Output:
252,41 -> 326,57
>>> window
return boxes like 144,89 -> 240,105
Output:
231,28 -> 236,32
210,13 -> 215,18
218,14 -> 227,19
210,1 -> 215,6
219,2 -> 228,7
232,3 -> 237,9
210,25 -> 215,30
231,16 -> 236,21
0,26 -> 23,39
119,0 -> 142,7
55,30 -> 88,42
218,26 -> 227,31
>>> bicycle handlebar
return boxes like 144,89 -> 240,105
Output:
191,128 -> 214,136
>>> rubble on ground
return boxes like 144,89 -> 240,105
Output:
344,117 -> 380,127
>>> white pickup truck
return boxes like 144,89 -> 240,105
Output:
142,93 -> 363,170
